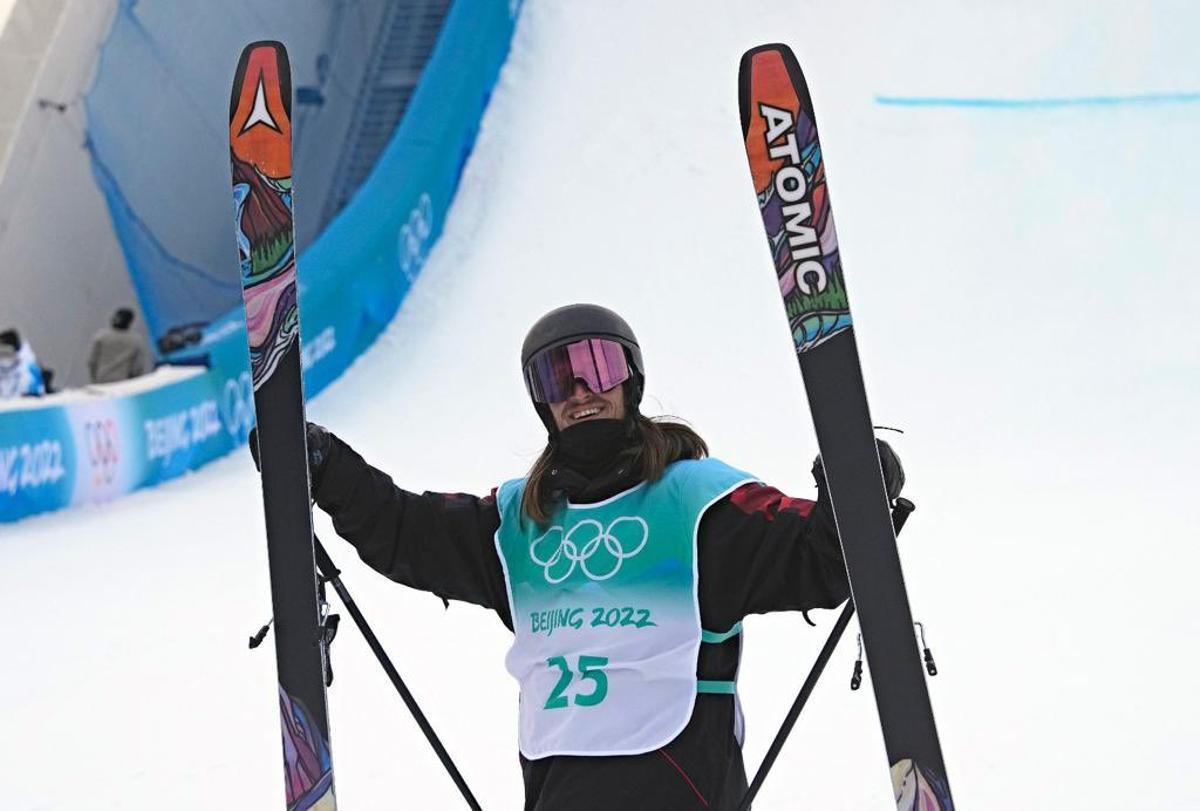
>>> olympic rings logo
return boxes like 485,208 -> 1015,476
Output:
84,418 -> 120,486
221,371 -> 255,439
530,516 -> 649,583
398,193 -> 433,281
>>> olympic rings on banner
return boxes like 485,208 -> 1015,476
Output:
398,193 -> 434,280
221,371 -> 255,439
85,418 -> 120,486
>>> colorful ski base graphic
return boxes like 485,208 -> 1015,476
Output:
230,40 -> 299,391
231,41 -> 335,811
739,43 -> 954,807
740,44 -> 850,353
892,759 -> 954,811
280,686 -> 336,811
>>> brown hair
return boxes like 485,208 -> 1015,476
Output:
520,412 -> 708,525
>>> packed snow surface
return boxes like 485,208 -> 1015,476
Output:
4,1 -> 1199,808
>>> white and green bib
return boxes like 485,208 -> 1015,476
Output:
494,458 -> 754,758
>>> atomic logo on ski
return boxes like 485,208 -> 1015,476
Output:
741,48 -> 850,353
230,41 -> 299,391
738,43 -> 955,810
242,77 -> 284,134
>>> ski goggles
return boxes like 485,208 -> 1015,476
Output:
524,338 -> 631,403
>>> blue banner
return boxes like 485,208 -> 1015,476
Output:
0,369 -> 239,521
1,0 -> 521,523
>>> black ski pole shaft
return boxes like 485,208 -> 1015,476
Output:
737,497 -> 914,811
737,597 -> 855,810
313,536 -> 483,811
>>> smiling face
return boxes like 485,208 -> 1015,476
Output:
547,380 -> 626,431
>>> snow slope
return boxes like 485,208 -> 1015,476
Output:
3,1 -> 1199,808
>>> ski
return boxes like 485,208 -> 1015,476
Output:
737,44 -> 954,810
231,41 -> 336,811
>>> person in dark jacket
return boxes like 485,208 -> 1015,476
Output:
295,304 -> 902,810
87,307 -> 151,384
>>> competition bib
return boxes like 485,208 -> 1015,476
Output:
495,458 -> 753,758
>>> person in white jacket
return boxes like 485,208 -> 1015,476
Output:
0,329 -> 44,398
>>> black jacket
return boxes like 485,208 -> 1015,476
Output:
315,431 -> 848,810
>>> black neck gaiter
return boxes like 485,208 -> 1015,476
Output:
553,418 -> 636,479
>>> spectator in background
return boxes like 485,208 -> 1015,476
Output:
0,328 -> 45,398
88,308 -> 152,384
0,335 -> 19,399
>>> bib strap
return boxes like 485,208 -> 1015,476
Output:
697,622 -> 743,696
701,622 -> 743,645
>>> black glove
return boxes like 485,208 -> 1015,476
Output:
811,437 -> 905,502
248,421 -> 334,495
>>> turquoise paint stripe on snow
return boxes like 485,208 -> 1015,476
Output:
701,622 -> 743,644
876,92 -> 1200,109
697,680 -> 737,695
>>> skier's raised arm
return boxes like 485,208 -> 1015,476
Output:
696,439 -> 904,631
294,423 -> 511,618
697,480 -> 846,629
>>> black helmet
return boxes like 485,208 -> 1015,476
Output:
521,304 -> 645,431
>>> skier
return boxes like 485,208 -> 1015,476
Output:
285,303 -> 903,810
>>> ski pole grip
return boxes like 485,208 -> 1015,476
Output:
891,497 -> 915,535
313,536 -> 340,580
249,622 -> 271,649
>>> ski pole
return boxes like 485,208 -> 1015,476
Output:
313,536 -> 484,811
737,497 -> 914,811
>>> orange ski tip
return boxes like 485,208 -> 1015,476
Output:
230,42 -> 292,176
742,49 -> 801,191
